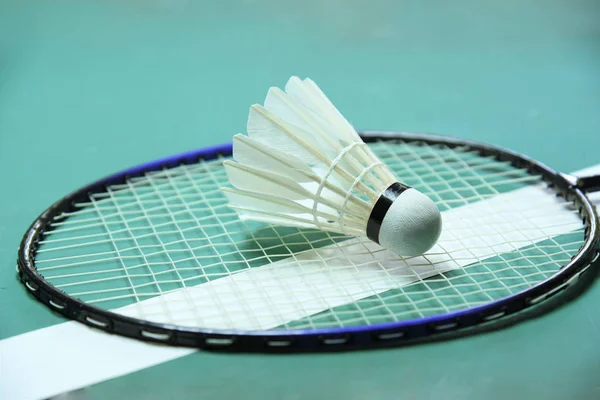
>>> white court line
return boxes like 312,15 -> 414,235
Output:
1,164 -> 599,400
116,183 -> 583,330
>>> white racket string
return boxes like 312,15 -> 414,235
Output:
32,140 -> 585,330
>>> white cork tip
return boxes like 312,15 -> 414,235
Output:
379,188 -> 442,257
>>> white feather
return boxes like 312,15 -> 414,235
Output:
247,105 -> 325,166
246,103 -> 380,200
224,160 -> 312,201
220,76 -> 442,252
229,210 -> 325,231
264,87 -> 333,148
284,77 -> 359,143
224,160 -> 367,220
222,188 -> 347,225
263,87 -> 358,175
231,134 -> 315,182
224,190 -> 363,235
267,78 -> 396,189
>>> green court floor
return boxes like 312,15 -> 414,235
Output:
1,0 -> 599,399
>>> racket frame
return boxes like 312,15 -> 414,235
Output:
17,131 -> 600,353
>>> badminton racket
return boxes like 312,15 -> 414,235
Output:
17,130 -> 600,352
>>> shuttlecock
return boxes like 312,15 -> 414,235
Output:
221,76 -> 442,257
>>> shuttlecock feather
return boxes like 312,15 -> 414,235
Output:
222,76 -> 442,257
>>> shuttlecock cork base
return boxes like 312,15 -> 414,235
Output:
222,76 -> 442,258
367,182 -> 442,257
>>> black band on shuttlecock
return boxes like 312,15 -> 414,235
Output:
366,182 -> 410,244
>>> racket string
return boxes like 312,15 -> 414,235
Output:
32,140 -> 587,330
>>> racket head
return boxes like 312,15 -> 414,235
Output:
17,131 -> 600,352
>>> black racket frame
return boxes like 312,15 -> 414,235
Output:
17,131 -> 600,353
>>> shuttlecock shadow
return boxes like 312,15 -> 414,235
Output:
237,224 -> 352,268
